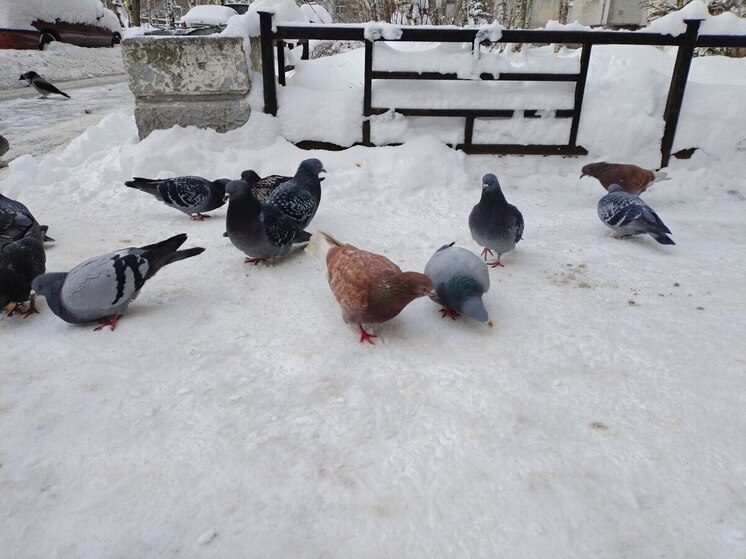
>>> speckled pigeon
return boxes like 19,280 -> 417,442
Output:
125,176 -> 231,220
0,192 -> 53,247
264,159 -> 325,229
581,162 -> 669,196
424,242 -> 493,325
240,170 -> 291,203
0,235 -> 46,318
306,231 -> 434,344
469,174 -> 524,268
597,184 -> 675,245
225,180 -> 311,265
31,233 -> 205,331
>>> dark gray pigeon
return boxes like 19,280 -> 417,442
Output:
19,71 -> 70,99
125,176 -> 231,220
0,235 -> 46,318
469,174 -> 524,268
225,180 -> 311,265
264,158 -> 325,229
424,242 -> 493,325
0,192 -> 53,247
31,233 -> 205,331
240,170 -> 291,203
597,184 -> 675,245
0,135 -> 9,158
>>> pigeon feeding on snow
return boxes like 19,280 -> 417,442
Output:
469,174 -> 524,268
306,231 -> 434,344
0,235 -> 46,318
0,192 -> 53,247
264,158 -> 325,230
240,170 -> 291,203
125,176 -> 231,220
225,179 -> 310,264
424,242 -> 493,326
19,71 -> 70,99
31,233 -> 205,331
597,184 -> 675,245
581,162 -> 669,196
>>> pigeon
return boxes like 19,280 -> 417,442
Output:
305,231 -> 434,344
424,242 -> 493,326
19,71 -> 70,99
0,135 -> 9,158
469,174 -> 524,268
240,170 -> 291,203
125,176 -> 231,220
581,162 -> 669,196
225,179 -> 311,264
31,233 -> 205,331
0,235 -> 46,318
264,158 -> 325,229
0,192 -> 54,247
597,184 -> 675,245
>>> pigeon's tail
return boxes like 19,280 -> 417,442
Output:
125,178 -> 161,197
166,247 -> 206,264
294,229 -> 312,244
650,232 -> 675,245
139,233 -> 190,276
652,171 -> 669,184
305,230 -> 342,263
40,225 -> 54,243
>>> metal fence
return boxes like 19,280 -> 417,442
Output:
258,14 -> 746,167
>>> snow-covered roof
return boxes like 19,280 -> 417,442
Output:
0,0 -> 116,32
180,5 -> 238,27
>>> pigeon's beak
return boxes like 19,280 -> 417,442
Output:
579,172 -> 586,179
319,169 -> 327,181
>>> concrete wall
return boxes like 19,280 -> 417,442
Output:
121,35 -> 251,138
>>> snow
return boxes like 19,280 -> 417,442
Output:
180,5 -> 238,27
364,22 -> 405,41
544,20 -> 594,32
1,39 -> 746,559
222,0 -> 308,37
300,3 -> 333,25
0,43 -> 125,90
0,0 -> 117,32
475,22 -> 504,43
642,0 -> 746,36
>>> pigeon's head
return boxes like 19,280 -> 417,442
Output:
31,272 -> 66,300
607,184 -> 625,193
481,173 -> 501,191
240,170 -> 261,185
298,158 -> 326,181
224,179 -> 251,199
398,271 -> 436,299
580,162 -> 609,179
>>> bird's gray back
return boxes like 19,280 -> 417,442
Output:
425,245 -> 489,293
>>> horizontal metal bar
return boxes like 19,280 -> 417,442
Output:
370,70 -> 579,81
370,107 -> 575,118
696,35 -> 746,48
453,144 -> 589,155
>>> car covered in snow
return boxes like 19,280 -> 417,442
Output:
0,0 -> 122,50
178,5 -> 239,29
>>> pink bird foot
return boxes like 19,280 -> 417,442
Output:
190,213 -> 211,221
489,257 -> 504,268
21,301 -> 39,318
439,308 -> 460,320
244,257 -> 266,265
94,314 -> 122,332
358,324 -> 377,345
480,247 -> 494,261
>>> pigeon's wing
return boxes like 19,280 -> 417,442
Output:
0,237 -> 46,282
511,205 -> 525,242
159,177 -> 209,210
265,182 -> 316,226
639,205 -> 672,234
263,206 -> 301,247
0,198 -> 35,243
61,250 -> 150,317
425,245 -> 489,294
257,175 -> 292,191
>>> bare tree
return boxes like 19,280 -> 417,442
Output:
123,0 -> 141,25
495,0 -> 508,26
558,0 -> 569,23
514,0 -> 526,28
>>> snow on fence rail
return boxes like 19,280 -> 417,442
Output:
258,15 -> 746,168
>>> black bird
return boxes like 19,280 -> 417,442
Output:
0,235 -> 46,318
264,158 -> 325,230
240,170 -> 291,203
19,71 -> 71,99
0,135 -> 9,158
0,192 -> 54,247
125,176 -> 231,220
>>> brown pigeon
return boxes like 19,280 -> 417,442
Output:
306,231 -> 434,344
580,162 -> 669,196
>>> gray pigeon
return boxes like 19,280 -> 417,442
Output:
0,235 -> 46,318
597,184 -> 675,245
264,158 -> 325,229
125,176 -> 231,220
225,180 -> 311,264
31,233 -> 205,331
19,71 -> 70,99
0,135 -> 9,158
469,174 -> 524,267
0,192 -> 54,247
240,170 -> 291,203
424,242 -> 492,325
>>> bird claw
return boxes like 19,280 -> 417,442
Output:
190,213 -> 211,221
489,259 -> 504,268
358,325 -> 377,344
244,257 -> 266,265
21,304 -> 39,319
94,314 -> 121,332
439,308 -> 460,320
480,247 -> 494,261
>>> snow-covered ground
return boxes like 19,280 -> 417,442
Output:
1,32 -> 745,559
0,42 -> 125,90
